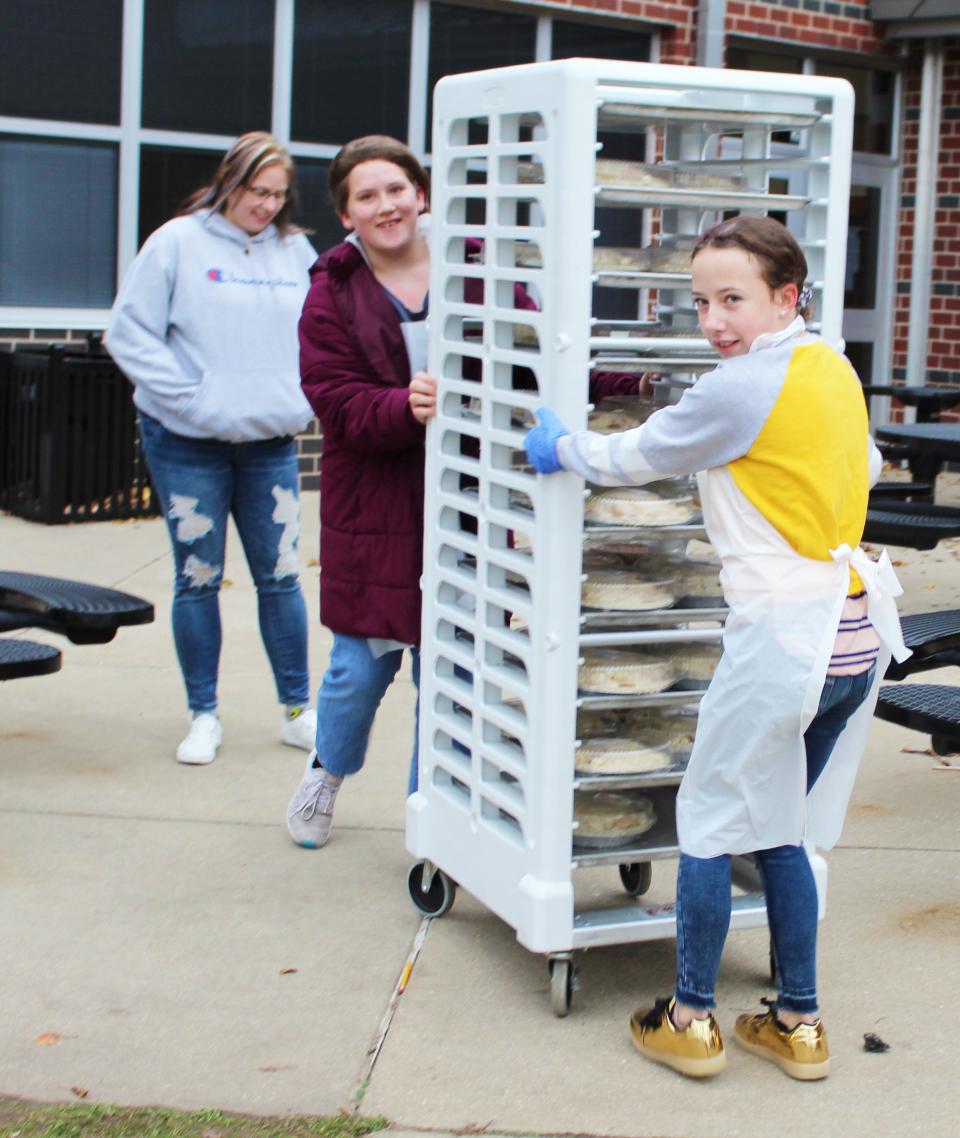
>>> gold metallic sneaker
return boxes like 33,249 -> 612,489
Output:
734,1005 -> 830,1080
629,997 -> 726,1078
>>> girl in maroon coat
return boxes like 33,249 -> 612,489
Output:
286,136 -> 437,848
286,135 -> 638,848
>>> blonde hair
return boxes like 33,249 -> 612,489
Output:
180,131 -> 304,237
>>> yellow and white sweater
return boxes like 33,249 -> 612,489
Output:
558,320 -> 881,669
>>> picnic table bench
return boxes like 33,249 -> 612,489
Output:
886,609 -> 960,681
0,571 -> 153,681
863,501 -> 960,551
875,608 -> 960,756
874,685 -> 960,756
0,571 -> 154,644
0,636 -> 62,681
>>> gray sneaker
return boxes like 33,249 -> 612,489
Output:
286,753 -> 341,848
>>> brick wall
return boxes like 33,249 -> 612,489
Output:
726,0 -> 885,54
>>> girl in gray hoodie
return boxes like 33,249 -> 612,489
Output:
107,131 -> 318,766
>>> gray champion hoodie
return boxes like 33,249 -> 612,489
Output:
106,208 -> 316,442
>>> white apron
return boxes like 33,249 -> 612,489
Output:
676,467 -> 909,858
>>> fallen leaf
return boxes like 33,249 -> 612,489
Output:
863,1032 -> 890,1053
70,1087 -> 89,1098
35,1032 -> 60,1046
279,967 -> 298,974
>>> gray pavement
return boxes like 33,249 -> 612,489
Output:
1,495 -> 958,1137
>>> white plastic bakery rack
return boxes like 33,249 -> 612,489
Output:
407,58 -> 854,1015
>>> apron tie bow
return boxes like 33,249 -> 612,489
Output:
830,544 -> 910,663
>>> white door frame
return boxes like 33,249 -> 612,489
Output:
842,156 -> 900,397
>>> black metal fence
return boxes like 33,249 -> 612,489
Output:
0,341 -> 159,524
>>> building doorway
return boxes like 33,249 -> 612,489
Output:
842,159 -> 899,391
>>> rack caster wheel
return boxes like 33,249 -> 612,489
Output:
548,954 -> 576,1017
618,861 -> 652,897
407,860 -> 457,917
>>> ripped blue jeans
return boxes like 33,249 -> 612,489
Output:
140,413 -> 310,713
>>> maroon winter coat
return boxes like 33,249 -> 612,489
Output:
299,237 -> 638,645
299,239 -> 427,644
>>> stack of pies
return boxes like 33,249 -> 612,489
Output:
573,791 -> 657,848
585,487 -> 696,527
574,733 -> 675,775
663,642 -> 722,685
588,405 -> 647,433
581,569 -> 675,612
594,159 -> 743,193
674,562 -> 723,604
576,706 -> 696,744
578,648 -> 674,695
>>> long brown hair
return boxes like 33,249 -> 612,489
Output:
328,135 -> 430,217
180,131 -> 305,237
692,215 -> 812,319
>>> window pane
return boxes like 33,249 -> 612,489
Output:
292,0 -> 411,145
0,136 -> 116,306
844,342 -> 873,386
553,19 -> 652,162
0,0 -> 122,124
142,0 -> 274,135
295,159 -> 343,255
814,62 -> 894,155
845,185 -> 882,310
725,46 -> 804,76
427,3 -> 537,151
725,47 -> 804,146
138,147 -> 223,248
552,19 -> 651,64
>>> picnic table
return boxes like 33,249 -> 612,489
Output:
875,422 -> 960,486
863,385 -> 960,424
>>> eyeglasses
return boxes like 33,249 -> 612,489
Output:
246,186 -> 289,203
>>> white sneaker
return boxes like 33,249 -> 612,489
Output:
281,707 -> 316,751
176,713 -> 222,765
286,752 -> 341,848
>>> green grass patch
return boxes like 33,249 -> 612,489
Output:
0,1098 -> 391,1138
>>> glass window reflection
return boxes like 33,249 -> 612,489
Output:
427,3 -> 536,151
0,0 -> 122,125
142,0 -> 274,135
292,0 -> 411,145
0,137 -> 117,307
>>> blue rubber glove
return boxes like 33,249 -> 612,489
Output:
524,407 -> 570,474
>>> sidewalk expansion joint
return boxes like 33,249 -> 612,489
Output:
349,914 -> 431,1113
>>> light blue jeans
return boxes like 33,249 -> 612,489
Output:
674,664 -> 877,1015
315,633 -> 421,794
139,413 -> 310,714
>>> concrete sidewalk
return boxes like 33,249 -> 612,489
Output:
1,495 -> 958,1138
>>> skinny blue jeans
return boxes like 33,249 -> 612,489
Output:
140,413 -> 310,714
315,633 -> 421,794
674,664 -> 877,1015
